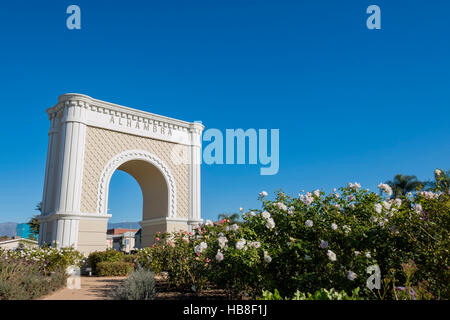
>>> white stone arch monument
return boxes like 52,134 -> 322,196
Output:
38,94 -> 203,254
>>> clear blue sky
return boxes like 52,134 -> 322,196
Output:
0,1 -> 448,223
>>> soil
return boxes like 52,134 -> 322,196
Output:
154,275 -> 228,300
41,274 -> 228,300
40,276 -> 127,300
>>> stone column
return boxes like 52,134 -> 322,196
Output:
41,113 -> 61,215
48,98 -> 88,248
39,113 -> 61,245
188,122 -> 204,228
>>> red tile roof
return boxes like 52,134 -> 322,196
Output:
106,228 -> 138,235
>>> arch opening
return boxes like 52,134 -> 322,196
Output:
114,159 -> 169,221
98,150 -> 177,250
106,159 -> 169,251
97,149 -> 177,218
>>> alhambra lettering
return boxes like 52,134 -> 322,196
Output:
109,115 -> 173,136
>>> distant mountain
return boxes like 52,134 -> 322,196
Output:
1,221 -> 140,237
107,221 -> 140,230
0,222 -> 18,237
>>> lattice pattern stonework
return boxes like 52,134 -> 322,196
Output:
81,126 -> 190,218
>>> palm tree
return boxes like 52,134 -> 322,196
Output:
385,174 -> 423,198
217,212 -> 241,224
27,202 -> 42,239
35,202 -> 42,213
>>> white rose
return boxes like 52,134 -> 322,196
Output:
215,251 -> 224,262
265,218 -> 276,229
259,190 -> 268,198
348,182 -> 361,190
414,204 -> 423,214
347,271 -> 357,281
378,183 -> 393,196
327,250 -> 337,262
275,202 -> 288,211
194,243 -> 206,254
262,211 -> 271,219
235,239 -> 246,250
230,224 -> 239,231
250,241 -> 261,249
218,236 -> 228,248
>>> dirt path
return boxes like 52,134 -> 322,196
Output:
41,275 -> 228,300
41,276 -> 127,300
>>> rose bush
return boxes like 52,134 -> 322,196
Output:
136,173 -> 449,299
1,245 -> 84,272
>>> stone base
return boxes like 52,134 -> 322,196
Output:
37,213 -> 111,256
139,218 -> 203,247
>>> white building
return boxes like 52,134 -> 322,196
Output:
106,231 -> 136,253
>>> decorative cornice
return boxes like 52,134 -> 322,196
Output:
139,217 -> 189,227
37,212 -> 112,222
46,93 -> 205,134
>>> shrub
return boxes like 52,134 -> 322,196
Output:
0,255 -> 67,300
1,246 -> 85,273
88,249 -> 123,274
113,267 -> 156,300
135,170 -> 449,299
120,254 -> 138,264
44,246 -> 85,272
96,261 -> 134,276
136,233 -> 209,292
260,288 -> 362,300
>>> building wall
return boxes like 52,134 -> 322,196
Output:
77,219 -> 108,255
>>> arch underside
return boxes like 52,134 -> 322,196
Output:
115,159 -> 168,221
97,150 -> 176,218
